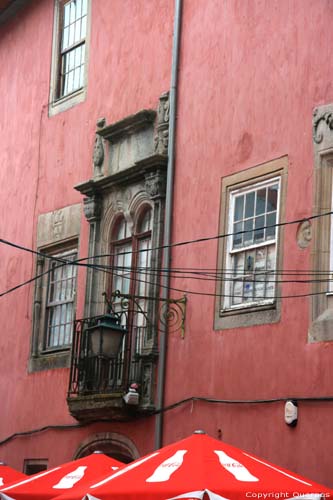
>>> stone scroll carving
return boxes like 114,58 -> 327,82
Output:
83,196 -> 101,222
154,92 -> 170,155
145,170 -> 166,200
313,109 -> 333,144
93,118 -> 106,177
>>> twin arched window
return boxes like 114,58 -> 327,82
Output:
111,206 -> 152,303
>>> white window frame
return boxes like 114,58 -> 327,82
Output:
223,177 -> 281,311
49,0 -> 91,117
44,248 -> 78,350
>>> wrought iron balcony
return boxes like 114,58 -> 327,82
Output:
67,291 -> 186,422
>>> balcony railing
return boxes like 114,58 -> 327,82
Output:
68,316 -> 146,397
67,291 -> 186,420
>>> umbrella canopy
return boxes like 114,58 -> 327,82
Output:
0,452 -> 123,500
0,465 -> 26,487
77,430 -> 333,500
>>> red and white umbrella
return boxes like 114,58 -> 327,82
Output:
0,465 -> 26,487
0,452 -> 123,500
76,430 -> 332,500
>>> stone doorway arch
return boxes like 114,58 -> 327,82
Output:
74,432 -> 139,463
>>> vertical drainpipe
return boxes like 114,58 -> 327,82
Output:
154,0 -> 183,450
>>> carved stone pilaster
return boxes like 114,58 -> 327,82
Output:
145,170 -> 166,200
154,92 -> 169,155
313,109 -> 333,144
93,118 -> 106,177
83,196 -> 102,222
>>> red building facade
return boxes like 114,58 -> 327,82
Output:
1,0 -> 333,487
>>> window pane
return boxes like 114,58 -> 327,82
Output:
69,1 -> 76,23
76,0 -> 82,18
244,218 -> 253,244
254,215 -> 265,242
267,185 -> 278,212
232,279 -> 243,305
74,20 -> 81,44
62,26 -> 69,51
73,68 -> 80,91
64,3 -> 70,26
245,192 -> 255,218
254,247 -> 267,272
233,252 -> 244,276
256,188 -> 266,215
243,280 -> 253,301
138,208 -> 152,233
82,0 -> 88,16
81,43 -> 86,63
233,221 -> 243,248
254,274 -> 266,299
266,212 -> 277,240
245,251 -> 255,272
67,70 -> 74,93
68,20 -> 75,46
81,15 -> 87,38
234,195 -> 244,222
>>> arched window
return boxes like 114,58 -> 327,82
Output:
112,217 -> 132,296
111,207 -> 152,300
110,207 -> 152,368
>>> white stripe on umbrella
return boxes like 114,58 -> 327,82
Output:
90,453 -> 160,489
0,467 -> 61,491
214,451 -> 259,482
167,489 -> 230,500
146,450 -> 187,482
242,452 -> 313,486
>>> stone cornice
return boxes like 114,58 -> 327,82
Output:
75,154 -> 167,197
97,110 -> 156,143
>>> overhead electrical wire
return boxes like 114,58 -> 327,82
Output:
1,208 -> 332,263
1,208 -> 333,299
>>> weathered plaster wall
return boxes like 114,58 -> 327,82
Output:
1,0 -> 333,488
0,0 -> 173,465
165,0 -> 333,486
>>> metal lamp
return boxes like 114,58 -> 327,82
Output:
87,314 -> 127,358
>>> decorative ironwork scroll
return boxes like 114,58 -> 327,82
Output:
103,290 -> 187,338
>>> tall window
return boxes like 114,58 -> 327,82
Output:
112,208 -> 152,298
58,0 -> 87,98
111,207 -> 152,355
215,157 -> 287,330
224,178 -> 280,309
49,0 -> 90,115
45,249 -> 78,348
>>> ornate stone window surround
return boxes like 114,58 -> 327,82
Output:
309,104 -> 333,342
214,156 -> 288,330
69,97 -> 169,417
29,204 -> 81,373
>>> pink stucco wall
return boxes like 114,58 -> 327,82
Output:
164,0 -> 333,486
1,0 -> 333,488
0,0 -> 173,467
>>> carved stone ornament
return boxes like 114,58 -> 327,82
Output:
296,219 -> 312,249
313,109 -> 333,144
52,209 -> 65,239
93,118 -> 106,177
83,196 -> 102,222
154,92 -> 170,155
145,170 -> 166,199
